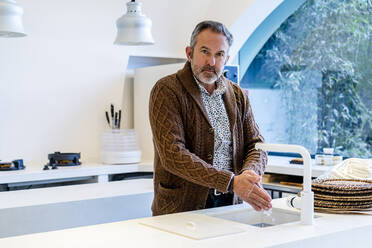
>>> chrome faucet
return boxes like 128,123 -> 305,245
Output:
255,143 -> 314,225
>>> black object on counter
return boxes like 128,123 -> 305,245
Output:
0,159 -> 25,171
44,152 -> 81,170
289,158 -> 304,165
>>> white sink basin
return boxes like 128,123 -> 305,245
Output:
207,207 -> 308,227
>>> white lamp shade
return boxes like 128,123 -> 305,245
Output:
114,1 -> 154,46
0,0 -> 26,37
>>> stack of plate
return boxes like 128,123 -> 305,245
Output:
312,178 -> 372,213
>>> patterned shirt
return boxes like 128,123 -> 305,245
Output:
194,77 -> 233,172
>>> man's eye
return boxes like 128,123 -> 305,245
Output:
201,50 -> 209,54
216,53 -> 225,57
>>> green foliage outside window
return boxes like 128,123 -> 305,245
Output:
259,0 -> 372,157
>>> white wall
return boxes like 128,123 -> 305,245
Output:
0,0 -> 212,165
0,0 -> 269,166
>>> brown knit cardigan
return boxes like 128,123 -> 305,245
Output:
149,61 -> 267,216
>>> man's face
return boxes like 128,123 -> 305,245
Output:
186,29 -> 230,85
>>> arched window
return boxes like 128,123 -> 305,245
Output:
239,0 -> 372,158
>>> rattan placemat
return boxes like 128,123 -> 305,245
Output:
314,199 -> 372,208
312,179 -> 372,191
312,187 -> 372,195
314,194 -> 372,201
315,207 -> 372,215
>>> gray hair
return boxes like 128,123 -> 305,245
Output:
189,20 -> 233,57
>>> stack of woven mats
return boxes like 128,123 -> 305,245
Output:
312,178 -> 372,215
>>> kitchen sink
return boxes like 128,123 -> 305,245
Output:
139,207 -> 321,240
207,207 -> 309,228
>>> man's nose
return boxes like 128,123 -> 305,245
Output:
206,55 -> 216,66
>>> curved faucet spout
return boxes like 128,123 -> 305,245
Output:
255,143 -> 314,225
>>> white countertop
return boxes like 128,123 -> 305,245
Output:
0,164 -> 371,247
0,179 -> 154,210
266,155 -> 330,177
0,162 -> 153,184
0,156 -> 331,186
0,197 -> 371,247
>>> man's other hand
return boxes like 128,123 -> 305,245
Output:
233,170 -> 272,211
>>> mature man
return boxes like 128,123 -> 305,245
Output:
149,20 -> 272,216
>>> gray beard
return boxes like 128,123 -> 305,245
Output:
197,73 -> 218,85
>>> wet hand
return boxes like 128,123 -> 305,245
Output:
233,170 -> 272,211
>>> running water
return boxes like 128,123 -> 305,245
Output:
262,208 -> 276,223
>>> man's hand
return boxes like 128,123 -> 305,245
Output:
233,170 -> 272,211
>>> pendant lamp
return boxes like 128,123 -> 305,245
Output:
114,0 -> 154,45
0,0 -> 26,37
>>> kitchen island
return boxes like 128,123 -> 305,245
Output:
1,197 -> 371,247
0,179 -> 154,238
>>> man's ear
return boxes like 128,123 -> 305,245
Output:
186,46 -> 192,61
